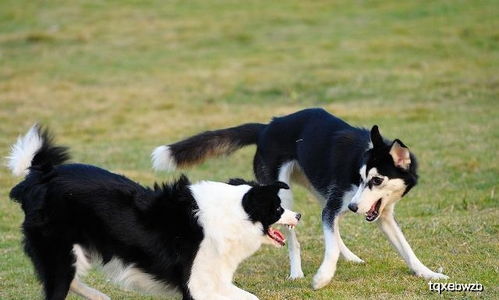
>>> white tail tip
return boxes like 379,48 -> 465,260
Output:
6,124 -> 43,176
151,145 -> 177,171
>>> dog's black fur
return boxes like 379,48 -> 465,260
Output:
10,129 -> 203,300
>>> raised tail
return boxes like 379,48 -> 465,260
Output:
7,124 -> 70,176
152,123 -> 266,171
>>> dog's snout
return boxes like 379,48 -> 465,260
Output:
295,213 -> 302,221
348,203 -> 358,212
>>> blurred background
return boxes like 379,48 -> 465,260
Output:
0,0 -> 497,299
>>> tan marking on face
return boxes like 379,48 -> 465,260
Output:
350,168 -> 407,216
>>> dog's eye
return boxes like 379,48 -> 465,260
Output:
371,177 -> 383,186
276,207 -> 283,213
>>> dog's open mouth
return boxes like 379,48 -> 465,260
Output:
267,227 -> 286,247
366,199 -> 382,222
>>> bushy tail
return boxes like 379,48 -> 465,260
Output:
7,124 -> 70,176
152,123 -> 266,171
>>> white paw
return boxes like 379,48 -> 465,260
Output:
246,294 -> 259,300
89,292 -> 110,300
344,256 -> 365,263
238,291 -> 259,300
312,271 -> 333,290
229,286 -> 259,300
288,269 -> 304,279
416,270 -> 449,280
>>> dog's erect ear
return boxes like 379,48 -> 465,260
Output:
272,181 -> 289,190
370,125 -> 384,148
389,139 -> 411,170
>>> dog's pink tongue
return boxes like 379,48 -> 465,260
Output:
268,228 -> 285,244
366,200 -> 381,222
270,228 -> 284,241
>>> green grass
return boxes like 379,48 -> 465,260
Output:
0,0 -> 498,299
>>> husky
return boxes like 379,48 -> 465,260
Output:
152,108 -> 448,289
7,125 -> 301,300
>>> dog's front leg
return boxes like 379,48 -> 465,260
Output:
227,285 -> 259,300
335,214 -> 364,263
208,260 -> 258,300
312,214 -> 340,290
379,205 -> 448,280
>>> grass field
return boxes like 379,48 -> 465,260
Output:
1,0 -> 498,299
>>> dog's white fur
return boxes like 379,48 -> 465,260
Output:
189,182 -> 297,300
151,145 -> 177,171
6,124 -> 43,176
72,245 -> 177,299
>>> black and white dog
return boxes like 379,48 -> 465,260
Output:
152,108 -> 448,290
7,125 -> 301,300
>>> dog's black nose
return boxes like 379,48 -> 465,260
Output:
295,213 -> 302,221
348,203 -> 358,212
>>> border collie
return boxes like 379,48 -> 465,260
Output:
7,125 -> 301,300
152,108 -> 448,290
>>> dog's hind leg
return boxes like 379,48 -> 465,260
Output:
70,279 -> 110,300
335,217 -> 364,263
69,245 -> 110,300
277,161 -> 304,279
312,209 -> 340,290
